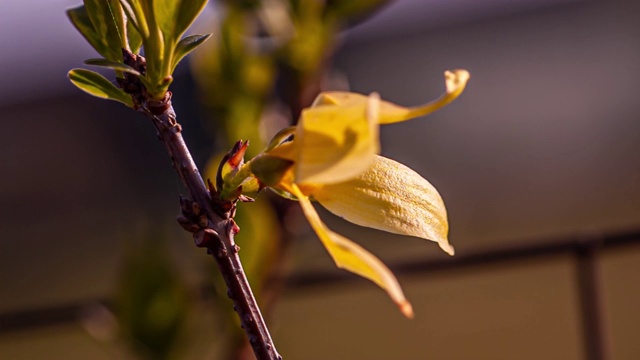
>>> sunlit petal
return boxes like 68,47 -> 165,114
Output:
313,155 -> 454,255
312,69 -> 469,125
288,183 -> 414,318
293,93 -> 380,185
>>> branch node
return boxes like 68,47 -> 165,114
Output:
207,178 -> 216,194
194,228 -> 219,247
203,228 -> 218,238
193,230 -> 206,247
230,219 -> 240,235
198,214 -> 209,228
191,201 -> 201,215
147,91 -> 173,115
177,215 -> 199,233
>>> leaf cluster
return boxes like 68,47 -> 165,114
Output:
68,0 -> 212,106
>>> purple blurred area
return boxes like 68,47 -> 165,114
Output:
1,0 -> 640,359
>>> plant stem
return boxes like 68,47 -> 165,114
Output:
142,100 -> 281,360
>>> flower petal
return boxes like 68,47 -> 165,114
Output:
293,93 -> 380,185
313,155 -> 454,255
312,69 -> 469,124
288,183 -> 414,318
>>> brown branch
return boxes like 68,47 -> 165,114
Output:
141,95 -> 281,360
114,48 -> 280,359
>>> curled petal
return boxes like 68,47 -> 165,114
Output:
265,126 -> 297,152
292,93 -> 380,185
312,69 -> 469,125
313,155 -> 454,256
288,184 -> 414,318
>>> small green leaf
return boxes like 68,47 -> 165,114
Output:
171,33 -> 211,72
129,0 -> 166,98
127,16 -> 143,53
67,5 -> 109,57
83,0 -> 127,61
119,0 -> 149,38
155,0 -> 208,44
85,58 -> 141,76
68,68 -> 133,107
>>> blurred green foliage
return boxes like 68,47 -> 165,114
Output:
115,234 -> 190,360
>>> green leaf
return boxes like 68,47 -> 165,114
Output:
129,0 -> 166,98
155,0 -> 208,44
85,58 -> 141,76
127,16 -> 143,53
67,5 -> 109,57
171,33 -> 211,72
68,68 -> 133,107
119,0 -> 149,38
83,0 -> 127,61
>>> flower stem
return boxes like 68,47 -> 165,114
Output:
141,97 -> 281,360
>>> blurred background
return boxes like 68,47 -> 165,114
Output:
1,0 -> 640,359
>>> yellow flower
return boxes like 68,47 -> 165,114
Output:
249,70 -> 469,318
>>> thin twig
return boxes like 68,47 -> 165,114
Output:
116,48 -> 280,359
141,97 -> 281,360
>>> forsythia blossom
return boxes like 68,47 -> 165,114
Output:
223,70 -> 469,318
